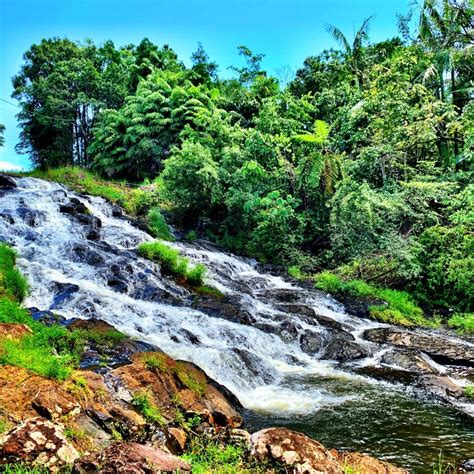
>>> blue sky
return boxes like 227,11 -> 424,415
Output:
0,0 -> 409,170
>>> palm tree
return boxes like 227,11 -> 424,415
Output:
326,16 -> 373,89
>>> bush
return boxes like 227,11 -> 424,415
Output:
314,272 -> 434,327
138,241 -> 206,286
131,391 -> 163,424
147,208 -> 173,241
0,244 -> 29,302
448,313 -> 474,334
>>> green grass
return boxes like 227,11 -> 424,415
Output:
26,167 -> 161,217
314,272 -> 436,327
288,265 -> 303,279
1,464 -> 53,474
0,244 -> 131,380
447,313 -> 474,334
465,385 -> 474,399
143,353 -> 169,372
181,438 -> 248,474
131,391 -> 163,424
138,241 -> 207,287
0,243 -> 28,302
147,207 -> 174,241
175,364 -> 206,397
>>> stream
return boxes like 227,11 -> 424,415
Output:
0,177 -> 473,472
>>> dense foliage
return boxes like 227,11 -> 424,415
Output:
12,0 -> 473,319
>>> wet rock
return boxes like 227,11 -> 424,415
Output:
321,331 -> 369,361
74,214 -> 102,241
194,296 -> 255,325
232,348 -> 276,385
72,442 -> 191,473
16,207 -> 46,227
259,288 -> 303,303
416,375 -> 465,401
51,282 -> 80,309
460,459 -> 474,472
276,303 -> 316,318
110,205 -> 123,217
364,328 -> 474,367
107,278 -> 128,293
67,318 -> 157,370
0,417 -> 79,469
0,174 -> 17,189
250,427 -> 342,473
28,308 -> 67,326
380,349 -> 439,374
71,244 -> 105,266
300,331 -> 323,355
59,198 -> 88,215
331,450 -> 408,474
355,365 -> 419,385
0,212 -> 15,224
0,323 -> 33,340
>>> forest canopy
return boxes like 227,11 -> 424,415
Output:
10,0 -> 474,316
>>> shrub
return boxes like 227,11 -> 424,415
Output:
314,272 -> 434,327
138,241 -> 207,286
448,313 -> 474,334
131,391 -> 163,424
186,264 -> 207,286
147,208 -> 174,241
2,268 -> 29,302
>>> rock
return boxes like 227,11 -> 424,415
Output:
50,282 -> 80,309
28,308 -> 67,326
67,319 -> 158,369
380,349 -> 439,374
259,288 -> 303,303
331,450 -> 408,474
0,417 -> 79,469
32,389 -> 80,421
321,331 -> 369,361
0,366 -> 79,421
354,366 -> 419,385
112,352 -> 242,428
0,212 -> 15,224
416,375 -> 465,400
59,198 -> 88,215
72,442 -> 191,473
276,303 -> 316,319
0,174 -> 17,189
0,323 -> 33,340
460,459 -> 474,472
364,328 -> 474,367
194,296 -> 255,325
300,331 -> 323,355
230,428 -> 251,446
74,214 -> 102,241
250,427 -> 343,473
71,244 -> 105,266
16,207 -> 46,227
168,427 -> 187,452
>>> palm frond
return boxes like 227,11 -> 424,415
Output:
325,24 -> 351,55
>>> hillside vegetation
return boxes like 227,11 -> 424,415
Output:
6,0 -> 473,325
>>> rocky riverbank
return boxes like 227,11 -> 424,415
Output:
0,316 -> 409,473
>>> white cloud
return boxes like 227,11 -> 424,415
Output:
0,161 -> 23,171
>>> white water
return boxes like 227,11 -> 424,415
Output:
0,177 -> 464,415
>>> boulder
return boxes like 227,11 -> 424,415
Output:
321,331 -> 369,361
168,427 -> 187,452
71,442 -> 191,473
59,198 -> 88,215
300,331 -> 324,355
331,450 -> 408,474
0,417 -> 79,469
16,207 -> 46,227
250,427 -> 343,473
364,328 -> 474,367
194,295 -> 255,325
0,323 -> 33,340
111,352 -> 242,428
380,349 -> 439,374
0,174 -> 17,189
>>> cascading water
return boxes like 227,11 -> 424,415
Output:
1,177 -> 473,472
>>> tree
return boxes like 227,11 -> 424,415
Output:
326,16 -> 373,88
0,124 -> 4,147
230,45 -> 266,86
190,42 -> 218,84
